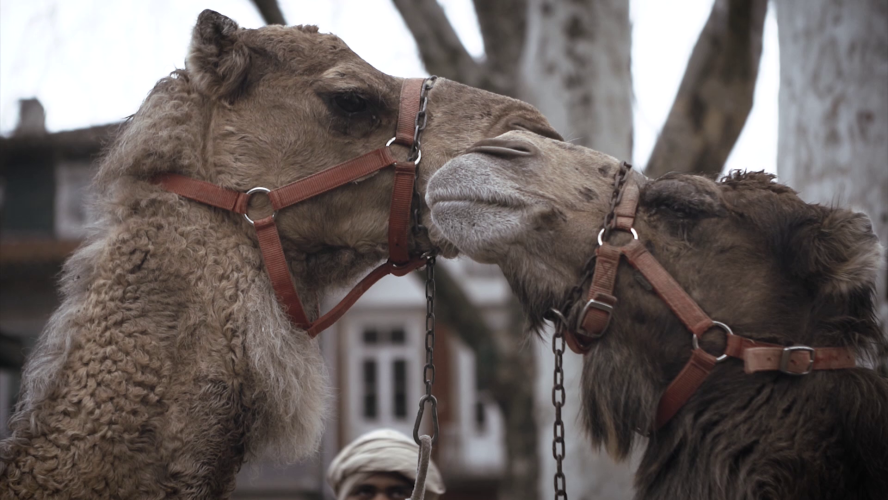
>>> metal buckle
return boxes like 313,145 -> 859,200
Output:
779,346 -> 815,375
243,187 -> 275,225
577,298 -> 613,338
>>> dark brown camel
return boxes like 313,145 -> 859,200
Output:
426,130 -> 888,500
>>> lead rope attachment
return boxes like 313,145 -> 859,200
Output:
411,254 -> 438,500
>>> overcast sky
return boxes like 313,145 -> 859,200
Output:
0,0 -> 779,175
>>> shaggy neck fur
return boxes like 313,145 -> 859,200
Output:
0,73 -> 329,499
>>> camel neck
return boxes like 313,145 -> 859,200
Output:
1,205 -> 330,498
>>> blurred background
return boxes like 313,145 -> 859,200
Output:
0,0 -> 884,499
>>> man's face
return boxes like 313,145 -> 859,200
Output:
347,472 -> 413,500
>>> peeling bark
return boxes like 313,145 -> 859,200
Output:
774,0 -> 888,359
645,0 -> 767,178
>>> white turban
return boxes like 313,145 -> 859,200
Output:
326,429 -> 446,500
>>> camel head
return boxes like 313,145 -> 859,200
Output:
427,130 -> 884,458
106,10 -> 558,278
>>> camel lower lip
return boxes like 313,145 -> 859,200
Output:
428,196 -> 526,210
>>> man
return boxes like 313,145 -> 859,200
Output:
326,429 -> 446,500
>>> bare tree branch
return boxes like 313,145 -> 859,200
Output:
645,0 -> 767,178
472,0 -> 527,97
251,0 -> 287,25
391,0 -> 495,91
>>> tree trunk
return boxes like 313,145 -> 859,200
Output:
645,0 -> 768,178
519,0 -> 633,156
774,0 -> 888,346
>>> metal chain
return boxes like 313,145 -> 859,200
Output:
411,76 -> 439,446
411,76 -> 437,236
548,161 -> 632,500
413,254 -> 439,445
552,323 -> 568,500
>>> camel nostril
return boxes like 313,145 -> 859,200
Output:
509,120 -> 565,142
467,138 -> 540,158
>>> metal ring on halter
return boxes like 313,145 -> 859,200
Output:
691,321 -> 733,362
597,227 -> 638,246
386,137 -> 422,165
243,187 -> 275,225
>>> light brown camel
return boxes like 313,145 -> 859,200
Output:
0,11 -> 558,499
426,131 -> 888,500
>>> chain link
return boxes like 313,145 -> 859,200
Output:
413,254 -> 439,445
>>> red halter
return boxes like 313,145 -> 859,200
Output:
560,166 -> 857,430
153,78 -> 432,337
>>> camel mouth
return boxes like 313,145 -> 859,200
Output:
426,154 -> 539,261
426,190 -> 528,210
425,154 -> 531,210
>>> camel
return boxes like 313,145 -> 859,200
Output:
0,11 -> 558,499
426,131 -> 888,500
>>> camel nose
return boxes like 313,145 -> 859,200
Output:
508,120 -> 564,141
467,137 -> 540,158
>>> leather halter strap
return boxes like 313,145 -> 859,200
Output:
565,176 -> 857,430
153,78 -> 428,337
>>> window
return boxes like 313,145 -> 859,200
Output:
393,359 -> 407,419
362,359 -> 377,419
391,327 -> 405,344
363,328 -> 378,344
475,400 -> 487,430
350,322 -> 415,438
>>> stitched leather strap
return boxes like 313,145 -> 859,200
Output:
574,176 -> 642,351
573,244 -> 621,351
613,181 -> 639,231
389,161 -> 417,264
621,239 -> 714,337
254,216 -> 311,328
395,78 -> 424,146
155,173 -> 249,213
743,346 -> 855,374
271,148 -> 397,209
655,348 -> 717,429
306,257 -> 426,337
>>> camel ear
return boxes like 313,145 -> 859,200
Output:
791,208 -> 882,298
187,10 -> 251,100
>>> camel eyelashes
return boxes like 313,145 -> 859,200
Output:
331,92 -> 369,114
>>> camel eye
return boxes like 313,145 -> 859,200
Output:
333,92 -> 367,114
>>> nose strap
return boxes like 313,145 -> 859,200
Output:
153,77 -> 429,336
